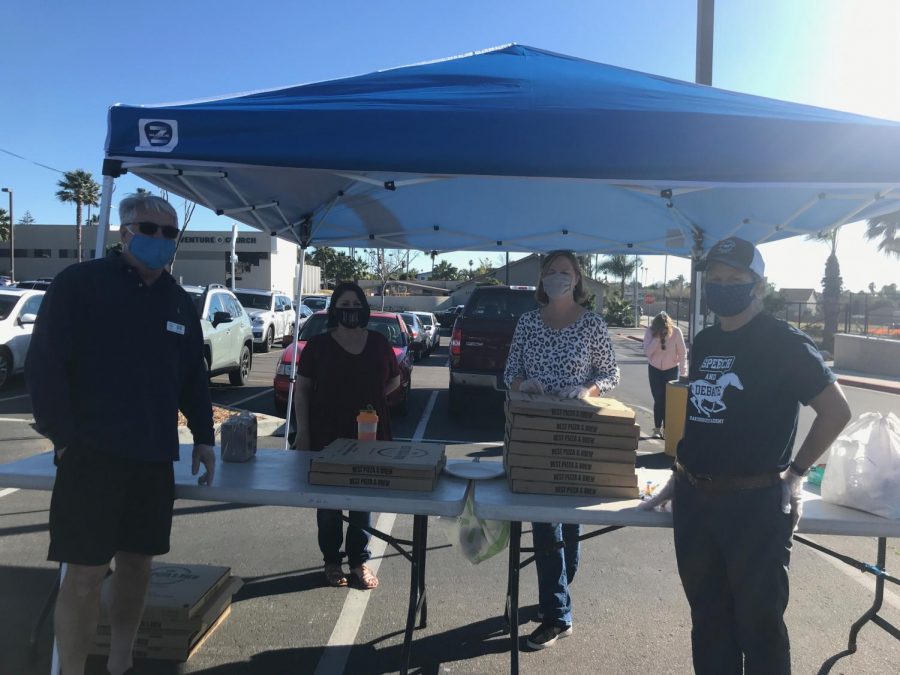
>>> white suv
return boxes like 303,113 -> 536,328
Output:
182,284 -> 254,385
233,289 -> 297,352
0,288 -> 44,388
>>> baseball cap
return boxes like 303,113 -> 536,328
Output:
696,237 -> 765,278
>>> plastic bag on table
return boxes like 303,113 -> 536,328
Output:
437,493 -> 509,564
820,412 -> 900,519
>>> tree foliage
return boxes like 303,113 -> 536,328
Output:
597,254 -> 641,298
431,260 -> 459,280
0,208 -> 8,241
603,295 -> 634,326
18,210 -> 36,225
806,228 -> 843,352
56,169 -> 101,263
307,246 -> 369,286
865,211 -> 900,258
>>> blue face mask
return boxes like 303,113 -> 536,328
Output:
127,233 -> 177,270
706,281 -> 756,317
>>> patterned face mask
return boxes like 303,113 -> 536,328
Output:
337,307 -> 364,328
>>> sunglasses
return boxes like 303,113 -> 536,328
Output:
126,221 -> 180,239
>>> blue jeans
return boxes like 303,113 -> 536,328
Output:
532,522 -> 580,627
316,509 -> 372,567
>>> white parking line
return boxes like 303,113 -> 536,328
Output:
0,394 -> 30,403
0,488 -> 19,499
804,539 -> 900,611
412,391 -> 438,442
313,512 -> 396,675
0,417 -> 35,423
312,387 -> 437,673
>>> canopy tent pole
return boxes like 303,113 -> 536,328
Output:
284,251 -> 307,451
93,172 -> 117,258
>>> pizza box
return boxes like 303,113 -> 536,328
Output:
312,439 -> 446,473
508,466 -> 637,487
505,426 -> 639,450
506,412 -> 640,438
504,440 -> 637,463
506,391 -> 635,423
509,480 -> 638,498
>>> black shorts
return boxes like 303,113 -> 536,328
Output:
48,447 -> 175,566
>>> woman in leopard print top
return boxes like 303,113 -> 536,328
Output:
503,250 -> 620,650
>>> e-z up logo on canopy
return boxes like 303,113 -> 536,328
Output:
136,119 -> 178,152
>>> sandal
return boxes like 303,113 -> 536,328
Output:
323,563 -> 348,587
350,564 -> 379,590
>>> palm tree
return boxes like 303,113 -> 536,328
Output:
865,212 -> 900,258
431,260 -> 459,280
55,169 -> 101,262
806,228 -> 843,352
597,254 -> 640,298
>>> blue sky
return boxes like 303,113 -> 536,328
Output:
2,0 -> 898,291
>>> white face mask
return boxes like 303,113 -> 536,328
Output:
542,273 -> 573,299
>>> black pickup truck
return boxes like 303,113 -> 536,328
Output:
447,286 -> 538,415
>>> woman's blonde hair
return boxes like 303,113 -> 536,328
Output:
535,250 -> 587,305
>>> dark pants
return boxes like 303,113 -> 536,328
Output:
532,522 -> 580,627
316,509 -> 372,567
648,364 -> 678,428
673,476 -> 793,675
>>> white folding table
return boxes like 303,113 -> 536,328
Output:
0,447 -> 470,675
473,468 -> 900,675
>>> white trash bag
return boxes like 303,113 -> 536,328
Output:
821,412 -> 900,520
437,493 -> 509,564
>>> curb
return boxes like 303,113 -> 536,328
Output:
619,333 -> 899,394
177,409 -> 285,444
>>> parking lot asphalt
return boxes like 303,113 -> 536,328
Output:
0,331 -> 898,674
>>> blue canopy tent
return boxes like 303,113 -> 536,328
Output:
98,44 -> 900,260
96,44 -> 900,442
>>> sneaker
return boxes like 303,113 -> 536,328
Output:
651,427 -> 662,439
526,622 -> 573,650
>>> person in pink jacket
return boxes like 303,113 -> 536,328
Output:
642,311 -> 687,438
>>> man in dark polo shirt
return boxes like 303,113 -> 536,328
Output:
26,192 -> 215,675
642,237 -> 851,674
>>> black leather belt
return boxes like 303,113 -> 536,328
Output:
675,461 -> 782,492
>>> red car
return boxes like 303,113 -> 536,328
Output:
274,310 -> 414,417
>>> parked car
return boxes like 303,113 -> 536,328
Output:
0,289 -> 44,388
301,295 -> 331,312
436,304 -> 465,328
410,311 -> 440,354
399,312 -> 427,361
233,289 -> 297,352
181,283 -> 254,385
273,310 -> 413,416
447,286 -> 538,415
12,279 -> 53,291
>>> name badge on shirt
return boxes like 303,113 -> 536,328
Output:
167,321 -> 186,335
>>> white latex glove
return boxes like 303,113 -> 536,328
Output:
780,469 -> 804,531
192,444 -> 216,486
518,378 -> 544,395
557,384 -> 591,399
638,474 -> 675,511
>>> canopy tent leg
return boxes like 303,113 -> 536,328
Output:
283,249 -> 307,451
93,170 -> 118,258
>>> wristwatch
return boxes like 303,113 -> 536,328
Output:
789,461 -> 809,477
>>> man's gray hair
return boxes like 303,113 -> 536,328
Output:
119,192 -> 178,226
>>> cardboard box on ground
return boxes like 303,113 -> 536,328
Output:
90,563 -> 243,662
308,439 -> 447,491
504,392 -> 640,498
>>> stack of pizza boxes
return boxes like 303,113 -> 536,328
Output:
504,391 -> 640,498
91,563 -> 243,662
309,438 -> 447,491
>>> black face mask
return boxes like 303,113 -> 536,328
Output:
337,307 -> 364,328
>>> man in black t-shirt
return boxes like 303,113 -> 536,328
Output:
642,237 -> 851,675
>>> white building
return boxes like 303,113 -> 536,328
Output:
0,225 -> 320,294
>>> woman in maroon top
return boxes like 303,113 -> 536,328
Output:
293,282 -> 401,589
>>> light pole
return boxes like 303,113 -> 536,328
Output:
1,188 -> 13,282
